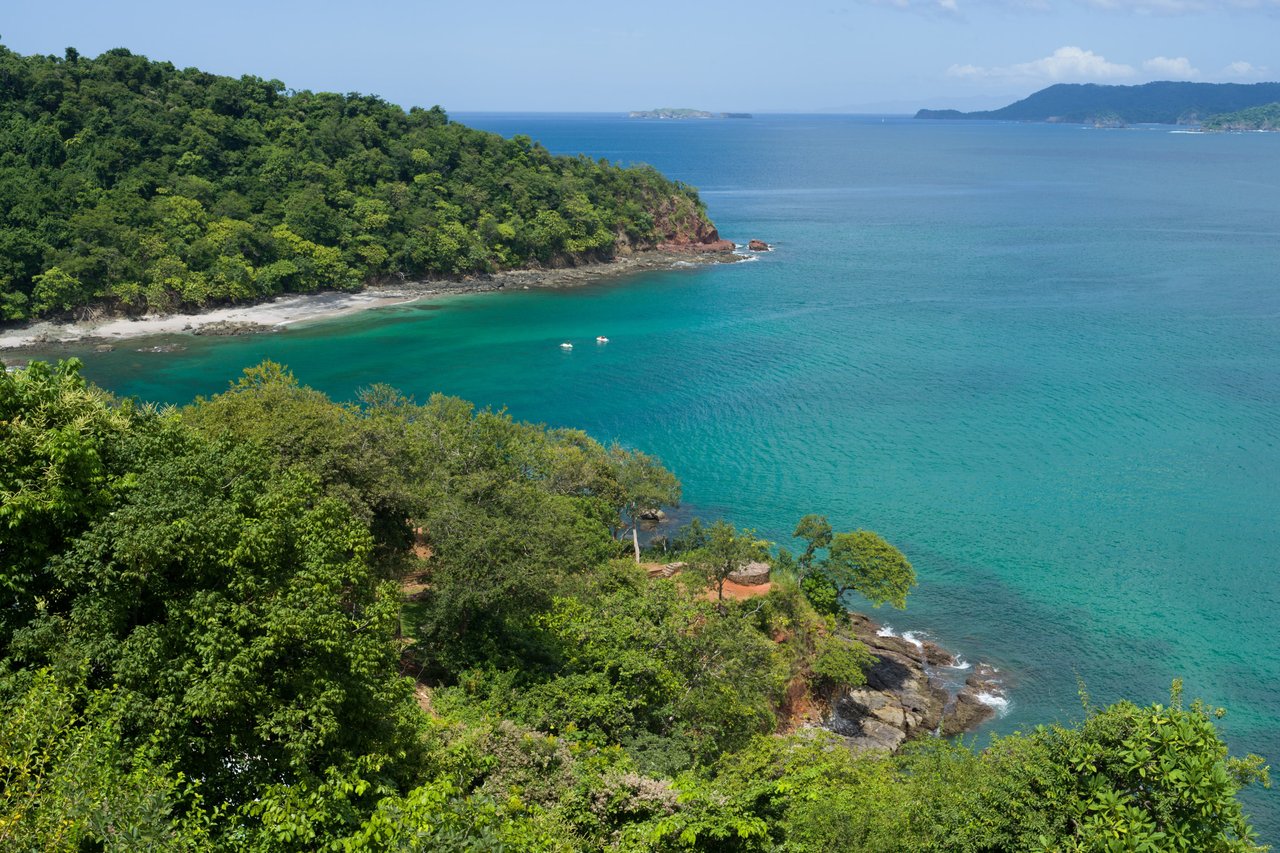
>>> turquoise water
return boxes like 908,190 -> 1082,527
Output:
49,115 -> 1280,834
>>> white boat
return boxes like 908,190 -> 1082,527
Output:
559,342 -> 573,349
596,336 -> 609,343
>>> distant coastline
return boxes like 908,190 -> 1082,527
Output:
916,81 -> 1280,126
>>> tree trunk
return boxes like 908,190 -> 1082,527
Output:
632,525 -> 641,563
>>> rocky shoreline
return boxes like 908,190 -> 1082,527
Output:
0,245 -> 744,354
820,613 -> 1008,752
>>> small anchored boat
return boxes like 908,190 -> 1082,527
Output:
596,336 -> 609,343
559,342 -> 573,349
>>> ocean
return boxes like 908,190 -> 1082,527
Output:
48,113 -> 1280,835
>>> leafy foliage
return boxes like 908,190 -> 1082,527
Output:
787,515 -> 917,609
0,669 -> 214,851
1202,102 -> 1280,131
0,358 -> 149,648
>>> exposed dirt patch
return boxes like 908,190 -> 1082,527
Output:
400,570 -> 430,601
703,579 -> 773,601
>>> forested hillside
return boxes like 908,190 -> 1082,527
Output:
0,360 -> 1268,850
1203,102 -> 1280,131
0,44 -> 722,321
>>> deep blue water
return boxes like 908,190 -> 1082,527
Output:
60,114 -> 1280,836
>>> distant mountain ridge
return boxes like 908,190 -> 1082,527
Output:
916,81 -> 1280,125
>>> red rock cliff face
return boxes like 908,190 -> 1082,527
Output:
657,219 -> 734,253
624,192 -> 734,254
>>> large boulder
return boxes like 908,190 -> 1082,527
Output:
728,560 -> 771,586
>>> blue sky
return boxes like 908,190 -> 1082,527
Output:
2,0 -> 1275,112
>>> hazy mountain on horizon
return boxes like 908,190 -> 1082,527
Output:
916,80 -> 1280,124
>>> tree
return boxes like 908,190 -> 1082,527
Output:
789,516 -> 916,611
29,267 -> 87,317
12,431 -> 424,805
0,359 -> 146,650
826,530 -> 916,609
687,520 -> 770,604
0,43 -> 716,317
791,514 -> 832,573
0,670 -> 212,851
609,445 -> 681,563
1048,681 -> 1270,852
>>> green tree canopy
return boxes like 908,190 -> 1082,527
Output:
790,516 -> 916,610
826,530 -> 916,610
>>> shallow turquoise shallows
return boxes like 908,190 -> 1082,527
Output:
51,114 -> 1280,836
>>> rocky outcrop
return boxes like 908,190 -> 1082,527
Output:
646,562 -> 685,579
192,320 -> 281,336
648,194 -> 736,254
657,229 -> 734,254
727,561 -> 770,586
747,239 -> 771,252
820,614 -> 1007,753
942,663 -> 1005,737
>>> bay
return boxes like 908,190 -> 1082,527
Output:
56,114 -> 1280,836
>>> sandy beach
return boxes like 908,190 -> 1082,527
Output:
0,248 -> 746,353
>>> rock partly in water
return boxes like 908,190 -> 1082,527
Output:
942,663 -> 1007,737
747,239 -> 771,252
820,613 -> 1005,753
192,320 -> 282,336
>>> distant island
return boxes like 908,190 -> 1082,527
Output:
629,107 -> 753,119
1202,101 -> 1280,131
916,81 -> 1280,126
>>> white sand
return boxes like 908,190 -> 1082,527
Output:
0,289 -> 421,350
0,248 -> 749,352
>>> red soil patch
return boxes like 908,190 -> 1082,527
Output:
703,579 -> 773,601
776,676 -> 821,732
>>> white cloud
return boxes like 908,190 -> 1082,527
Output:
947,47 -> 1135,81
1081,0 -> 1207,11
870,0 -> 1280,13
867,0 -> 967,12
1083,0 -> 1280,10
1222,60 -> 1269,78
1142,56 -> 1201,78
